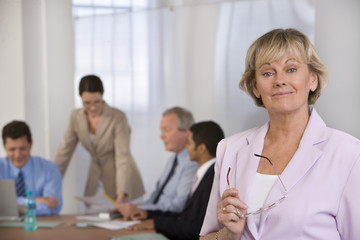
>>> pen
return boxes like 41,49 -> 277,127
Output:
102,191 -> 116,205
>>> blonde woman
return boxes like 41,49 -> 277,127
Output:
200,29 -> 360,239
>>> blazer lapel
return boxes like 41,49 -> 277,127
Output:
93,102 -> 110,148
258,108 -> 328,235
258,144 -> 322,234
77,108 -> 97,156
282,107 -> 327,193
231,124 -> 269,239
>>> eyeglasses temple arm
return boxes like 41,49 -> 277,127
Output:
226,168 -> 231,186
254,153 -> 288,193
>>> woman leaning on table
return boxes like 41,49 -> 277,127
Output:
54,75 -> 144,204
200,28 -> 360,240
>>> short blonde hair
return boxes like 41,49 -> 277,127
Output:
239,28 -> 328,107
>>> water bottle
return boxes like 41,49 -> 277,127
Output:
24,190 -> 37,231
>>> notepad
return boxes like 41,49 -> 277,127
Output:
76,211 -> 122,221
76,220 -> 139,230
91,220 -> 140,230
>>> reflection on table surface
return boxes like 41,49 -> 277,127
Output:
0,214 -> 154,240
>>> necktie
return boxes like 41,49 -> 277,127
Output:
16,170 -> 26,197
190,174 -> 198,197
153,156 -> 178,204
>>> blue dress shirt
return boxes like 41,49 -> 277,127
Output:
140,148 -> 198,212
0,156 -> 62,215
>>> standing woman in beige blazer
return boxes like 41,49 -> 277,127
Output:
55,75 -> 144,205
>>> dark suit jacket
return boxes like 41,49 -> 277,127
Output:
147,163 -> 215,240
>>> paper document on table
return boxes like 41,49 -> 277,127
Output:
75,194 -> 114,211
91,220 -> 140,230
77,211 -> 122,222
76,215 -> 109,222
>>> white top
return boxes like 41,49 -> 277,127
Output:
89,133 -> 95,143
248,172 -> 278,229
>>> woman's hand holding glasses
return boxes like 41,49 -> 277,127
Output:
216,168 -> 248,239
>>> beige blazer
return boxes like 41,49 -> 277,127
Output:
54,103 -> 144,201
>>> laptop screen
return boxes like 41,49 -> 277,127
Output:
0,179 -> 21,221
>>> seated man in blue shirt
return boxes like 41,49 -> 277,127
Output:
127,121 -> 225,240
0,120 -> 62,215
116,107 -> 198,219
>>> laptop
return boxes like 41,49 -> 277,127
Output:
0,179 -> 22,221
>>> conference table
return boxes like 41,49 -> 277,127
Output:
0,214 -> 154,240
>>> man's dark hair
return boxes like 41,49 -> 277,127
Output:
79,75 -> 104,96
2,120 -> 32,144
190,121 -> 224,157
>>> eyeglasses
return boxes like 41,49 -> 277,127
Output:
227,154 -> 288,218
82,99 -> 103,108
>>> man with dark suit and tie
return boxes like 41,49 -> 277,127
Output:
127,121 -> 225,240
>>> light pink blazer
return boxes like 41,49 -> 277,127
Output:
54,103 -> 144,201
200,108 -> 360,239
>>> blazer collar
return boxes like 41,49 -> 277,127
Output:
234,124 -> 268,238
78,102 -> 111,153
78,107 -> 92,150
243,107 -> 329,237
92,102 -> 112,146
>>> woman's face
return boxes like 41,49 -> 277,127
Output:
252,52 -> 318,115
81,92 -> 104,117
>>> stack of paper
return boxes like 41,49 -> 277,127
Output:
76,215 -> 140,230
91,220 -> 140,230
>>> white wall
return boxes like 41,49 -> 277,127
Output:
0,0 -> 76,213
0,0 -> 25,129
315,0 -> 360,138
0,0 -> 359,214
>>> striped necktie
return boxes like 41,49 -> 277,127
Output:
15,170 -> 26,197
